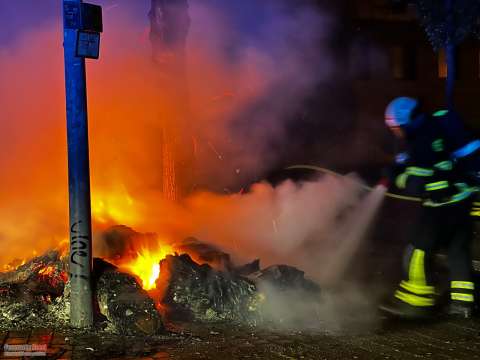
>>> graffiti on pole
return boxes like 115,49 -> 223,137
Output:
69,220 -> 90,280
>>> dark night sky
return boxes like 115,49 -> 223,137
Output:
0,0 -> 58,46
0,1 -> 149,47
0,0 -> 278,48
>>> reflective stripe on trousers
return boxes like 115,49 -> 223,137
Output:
451,281 -> 475,303
395,249 -> 436,307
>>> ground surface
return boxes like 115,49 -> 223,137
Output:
2,317 -> 480,360
2,200 -> 480,359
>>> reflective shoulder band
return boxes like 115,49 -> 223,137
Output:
434,161 -> 453,171
432,139 -> 444,152
433,110 -> 448,117
453,140 -> 480,159
425,181 -> 449,191
451,293 -> 474,302
451,281 -> 475,290
406,167 -> 434,177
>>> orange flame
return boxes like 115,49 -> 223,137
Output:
38,265 -> 56,277
121,246 -> 173,290
37,265 -> 68,288
91,185 -> 141,226
2,258 -> 26,272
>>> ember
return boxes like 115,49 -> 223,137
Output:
38,265 -> 56,277
37,265 -> 69,289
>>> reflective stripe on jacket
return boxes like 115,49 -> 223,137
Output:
394,114 -> 474,207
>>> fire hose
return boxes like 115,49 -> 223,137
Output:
286,165 -> 422,202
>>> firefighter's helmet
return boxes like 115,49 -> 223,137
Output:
385,97 -> 418,128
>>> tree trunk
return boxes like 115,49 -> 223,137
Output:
149,0 -> 192,201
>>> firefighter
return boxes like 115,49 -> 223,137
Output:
429,108 -> 480,219
379,97 -> 476,319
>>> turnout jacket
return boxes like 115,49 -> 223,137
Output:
434,109 -> 480,184
392,114 -> 474,207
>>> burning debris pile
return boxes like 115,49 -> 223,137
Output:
157,255 -> 322,325
0,249 -> 164,334
157,253 -> 259,322
0,251 -> 69,328
94,258 -> 164,335
0,227 -> 321,334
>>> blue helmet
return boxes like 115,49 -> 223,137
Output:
385,97 -> 419,128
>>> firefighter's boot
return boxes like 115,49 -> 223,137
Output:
379,295 -> 435,319
447,281 -> 475,319
448,301 -> 473,319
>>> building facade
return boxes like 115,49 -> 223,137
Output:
349,0 -> 480,126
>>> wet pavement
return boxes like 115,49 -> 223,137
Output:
2,317 -> 480,359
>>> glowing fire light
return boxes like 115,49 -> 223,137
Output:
91,185 -> 141,226
122,246 -> 173,290
3,259 -> 26,272
55,238 -> 70,256
38,265 -> 56,277
37,265 -> 68,287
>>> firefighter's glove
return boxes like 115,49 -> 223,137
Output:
377,177 -> 390,189
395,173 -> 408,189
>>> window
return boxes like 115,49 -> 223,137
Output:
438,49 -> 447,78
438,48 -> 458,79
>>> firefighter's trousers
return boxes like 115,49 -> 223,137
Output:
395,199 -> 474,307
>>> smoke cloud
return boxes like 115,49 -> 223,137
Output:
0,0 -> 335,265
0,0 -> 385,330
92,175 -> 385,331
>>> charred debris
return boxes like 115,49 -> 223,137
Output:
0,226 -> 320,335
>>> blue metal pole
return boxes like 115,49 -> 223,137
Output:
62,0 -> 94,328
